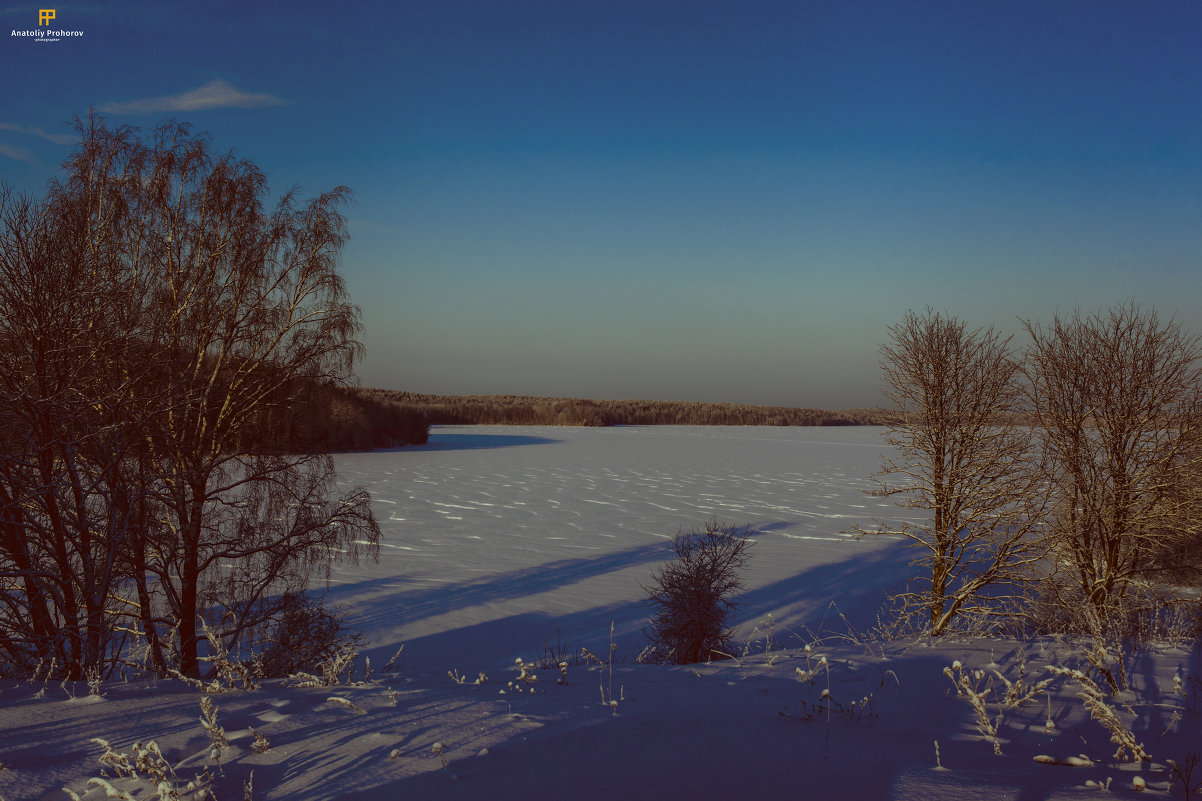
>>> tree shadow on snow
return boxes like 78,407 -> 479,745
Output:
734,536 -> 916,639
343,535 -> 917,679
334,537 -> 1171,801
412,432 -> 563,452
325,539 -> 672,635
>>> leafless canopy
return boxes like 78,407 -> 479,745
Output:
1024,302 -> 1202,631
0,113 -> 379,678
865,309 -> 1047,635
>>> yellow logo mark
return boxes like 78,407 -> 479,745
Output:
39,9 -> 55,25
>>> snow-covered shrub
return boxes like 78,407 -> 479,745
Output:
641,520 -> 753,664
69,736 -> 212,800
195,620 -> 259,692
991,654 -> 1054,707
282,645 -> 359,688
250,727 -> 271,754
167,668 -> 225,694
1026,572 -> 1190,646
199,697 -> 229,766
326,695 -> 365,713
943,661 -> 1005,755
1046,665 -> 1149,762
322,647 -> 359,686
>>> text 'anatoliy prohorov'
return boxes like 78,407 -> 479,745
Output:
11,29 -> 85,37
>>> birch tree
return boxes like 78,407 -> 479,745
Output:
0,161 -> 162,677
0,113 -> 380,677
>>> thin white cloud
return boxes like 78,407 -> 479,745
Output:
0,122 -> 75,145
100,79 -> 287,114
0,141 -> 38,164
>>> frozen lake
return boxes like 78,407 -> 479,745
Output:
329,425 -> 917,674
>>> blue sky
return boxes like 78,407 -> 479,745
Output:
3,1 -> 1201,408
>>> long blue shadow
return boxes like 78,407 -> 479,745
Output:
414,432 -> 562,451
346,650 -> 960,801
734,538 -> 915,636
339,534 -> 913,675
324,539 -> 675,641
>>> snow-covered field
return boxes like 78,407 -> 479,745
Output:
2,426 -> 1199,800
325,425 -> 913,674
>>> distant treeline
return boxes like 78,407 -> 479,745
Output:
359,390 -> 889,428
252,382 -> 429,452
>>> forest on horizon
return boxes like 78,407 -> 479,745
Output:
363,389 -> 889,429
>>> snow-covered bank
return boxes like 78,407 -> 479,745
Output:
5,636 -> 1200,800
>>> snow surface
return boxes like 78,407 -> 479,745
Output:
1,425 -> 1199,800
325,425 -> 914,674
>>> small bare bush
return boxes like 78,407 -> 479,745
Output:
252,593 -> 364,677
1167,753 -> 1201,801
642,520 -> 753,665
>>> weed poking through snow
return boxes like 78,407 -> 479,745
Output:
448,668 -> 488,686
991,654 -> 1054,707
327,695 -> 366,713
944,661 -> 1004,755
199,696 -> 229,768
250,727 -> 271,754
582,622 -> 620,713
1046,665 -> 1148,763
1167,753 -> 1201,800
384,644 -> 405,673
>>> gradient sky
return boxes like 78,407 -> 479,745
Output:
3,1 -> 1201,408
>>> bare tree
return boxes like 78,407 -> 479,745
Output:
0,166 -> 162,677
0,112 -> 380,678
864,309 -> 1047,635
642,520 -> 753,664
1023,303 -> 1202,634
